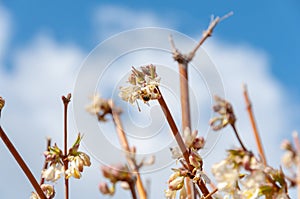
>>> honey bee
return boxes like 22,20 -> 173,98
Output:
139,85 -> 160,103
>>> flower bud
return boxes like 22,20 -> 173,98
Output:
99,182 -> 115,195
168,173 -> 184,191
193,137 -> 205,150
189,150 -> 202,169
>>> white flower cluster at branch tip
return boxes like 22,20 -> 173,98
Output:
211,149 -> 289,199
42,134 -> 91,182
86,94 -> 123,122
119,64 -> 161,108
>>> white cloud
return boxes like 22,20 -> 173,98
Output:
93,5 -> 176,40
0,5 -> 11,63
0,31 -> 87,198
0,4 -> 298,199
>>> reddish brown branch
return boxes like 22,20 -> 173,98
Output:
170,13 -> 232,198
243,85 -> 266,165
109,101 -> 147,199
62,93 -> 71,199
157,88 -> 211,198
0,126 -> 46,199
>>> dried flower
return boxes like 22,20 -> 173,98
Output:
86,94 -> 114,121
119,65 -> 161,107
210,96 -> 236,131
101,164 -> 132,183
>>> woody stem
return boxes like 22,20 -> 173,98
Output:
157,88 -> 211,198
110,101 -> 147,199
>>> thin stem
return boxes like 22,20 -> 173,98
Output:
231,124 -> 248,151
188,12 -> 233,61
203,188 -> 218,199
128,180 -> 138,199
157,88 -> 211,198
0,126 -> 46,199
243,84 -> 267,165
110,101 -> 147,199
169,13 -> 232,198
157,89 -> 189,162
178,63 -> 191,129
62,94 -> 71,199
40,138 -> 51,185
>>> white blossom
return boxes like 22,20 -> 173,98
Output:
211,160 -> 239,193
41,163 -> 64,182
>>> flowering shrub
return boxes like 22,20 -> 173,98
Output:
0,12 -> 298,199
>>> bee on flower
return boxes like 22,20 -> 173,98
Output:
119,64 -> 161,109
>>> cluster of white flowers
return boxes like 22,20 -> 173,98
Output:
34,134 -> 91,198
164,170 -> 187,199
166,127 -> 207,198
42,134 -> 91,182
119,64 -> 161,107
212,149 -> 289,199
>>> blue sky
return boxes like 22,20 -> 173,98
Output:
0,1 -> 300,198
3,0 -> 300,95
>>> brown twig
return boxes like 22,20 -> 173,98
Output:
169,40 -> 194,196
157,88 -> 211,198
40,138 -> 51,185
128,180 -> 138,199
188,12 -> 233,61
0,97 -> 46,198
169,13 -> 232,198
231,124 -> 248,152
0,126 -> 46,199
62,93 -> 71,199
243,84 -> 267,165
109,100 -> 147,199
